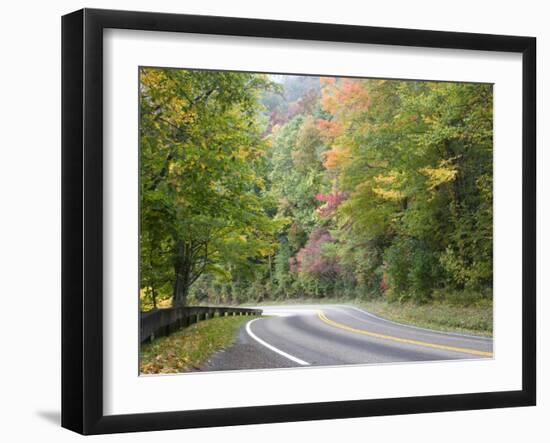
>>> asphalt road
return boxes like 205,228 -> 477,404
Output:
201,304 -> 493,371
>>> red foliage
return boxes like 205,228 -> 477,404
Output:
315,191 -> 348,217
291,228 -> 341,279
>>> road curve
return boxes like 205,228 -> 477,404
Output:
201,304 -> 493,372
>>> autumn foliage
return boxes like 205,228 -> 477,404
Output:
140,69 -> 493,308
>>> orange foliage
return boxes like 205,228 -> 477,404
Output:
317,78 -> 372,170
320,76 -> 336,85
320,78 -> 370,116
316,119 -> 343,140
323,146 -> 351,169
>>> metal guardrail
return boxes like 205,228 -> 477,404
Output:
140,306 -> 262,343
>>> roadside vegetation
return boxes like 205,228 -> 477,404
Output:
140,315 -> 256,374
249,295 -> 492,336
139,68 -> 493,332
359,297 -> 492,336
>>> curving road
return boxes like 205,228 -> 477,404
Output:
201,304 -> 493,371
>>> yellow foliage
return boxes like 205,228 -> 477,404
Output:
421,160 -> 458,190
235,147 -> 249,160
372,187 -> 404,201
372,172 -> 404,201
373,173 -> 398,185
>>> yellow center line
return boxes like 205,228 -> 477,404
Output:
317,310 -> 493,358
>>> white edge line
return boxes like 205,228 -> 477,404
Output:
245,318 -> 310,366
342,305 -> 493,341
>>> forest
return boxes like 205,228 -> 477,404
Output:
139,67 -> 493,312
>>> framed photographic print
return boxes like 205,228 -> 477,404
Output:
61,8 -> 536,435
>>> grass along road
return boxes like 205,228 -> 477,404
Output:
248,298 -> 492,337
357,298 -> 492,337
140,315 -> 258,374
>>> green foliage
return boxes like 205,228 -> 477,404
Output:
139,68 -> 281,308
273,239 -> 294,297
384,238 -> 441,303
268,116 -> 327,240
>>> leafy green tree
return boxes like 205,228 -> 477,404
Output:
140,68 -> 280,307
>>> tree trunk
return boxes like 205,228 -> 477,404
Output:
172,241 -> 191,306
172,239 -> 210,307
151,286 -> 157,309
268,254 -> 273,286
173,270 -> 190,306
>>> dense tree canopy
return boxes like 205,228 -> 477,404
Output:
140,68 -> 493,310
139,68 -> 283,308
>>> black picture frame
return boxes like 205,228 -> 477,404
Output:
61,8 -> 536,435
